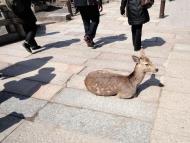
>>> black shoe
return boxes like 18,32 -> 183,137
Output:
22,42 -> 32,53
84,36 -> 94,47
31,45 -> 42,50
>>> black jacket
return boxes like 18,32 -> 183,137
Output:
5,0 -> 36,23
121,0 -> 150,25
74,0 -> 102,7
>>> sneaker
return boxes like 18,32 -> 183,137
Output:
92,40 -> 95,45
22,42 -> 32,53
31,45 -> 42,50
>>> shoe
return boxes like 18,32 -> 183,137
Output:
92,40 -> 95,45
22,42 -> 32,53
31,45 -> 42,50
84,36 -> 94,47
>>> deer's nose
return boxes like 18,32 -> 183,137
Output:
155,68 -> 159,72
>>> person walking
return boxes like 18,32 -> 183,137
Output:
5,0 -> 42,53
74,0 -> 103,47
120,0 -> 150,54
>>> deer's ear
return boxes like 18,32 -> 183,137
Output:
132,55 -> 140,63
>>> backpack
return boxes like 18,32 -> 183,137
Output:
141,0 -> 154,9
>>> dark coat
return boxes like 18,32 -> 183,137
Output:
5,0 -> 37,23
121,0 -> 150,25
74,0 -> 102,7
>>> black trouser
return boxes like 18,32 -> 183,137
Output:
131,24 -> 143,51
13,8 -> 38,47
23,22 -> 38,46
78,5 -> 100,39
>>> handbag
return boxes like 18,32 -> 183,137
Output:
141,0 -> 154,9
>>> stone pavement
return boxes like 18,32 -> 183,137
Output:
0,0 -> 190,142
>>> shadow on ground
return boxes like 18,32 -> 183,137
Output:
0,67 -> 55,104
33,39 -> 80,54
142,37 -> 166,49
94,34 -> 127,48
0,57 -> 53,79
0,67 -> 55,134
136,74 -> 164,97
0,112 -> 24,133
0,56 -> 56,106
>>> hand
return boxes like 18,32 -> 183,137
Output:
98,3 -> 103,12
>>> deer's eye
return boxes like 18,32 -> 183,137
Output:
145,63 -> 149,66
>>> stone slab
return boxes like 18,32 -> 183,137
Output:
31,84 -> 63,101
2,121 -> 114,143
0,48 -> 29,58
52,88 -> 158,122
168,51 -> 190,61
35,103 -> 152,143
173,44 -> 190,52
0,92 -> 47,118
163,76 -> 190,94
85,58 -> 135,71
159,90 -> 190,113
153,107 -> 190,137
97,52 -> 167,67
151,130 -> 190,143
67,75 -> 86,90
43,48 -> 101,59
0,62 -> 10,71
0,54 -> 24,65
166,59 -> 190,79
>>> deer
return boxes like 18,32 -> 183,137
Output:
84,54 -> 159,99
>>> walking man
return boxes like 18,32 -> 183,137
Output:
5,0 -> 42,53
74,0 -> 103,47
120,0 -> 150,54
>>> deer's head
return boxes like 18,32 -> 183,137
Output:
132,55 -> 158,73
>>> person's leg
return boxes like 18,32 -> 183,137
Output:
78,6 -> 90,37
23,22 -> 41,50
24,23 -> 37,46
88,5 -> 100,40
78,6 -> 94,47
134,24 -> 143,51
21,24 -> 33,53
131,25 -> 136,48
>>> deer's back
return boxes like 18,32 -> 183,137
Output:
85,70 -> 129,96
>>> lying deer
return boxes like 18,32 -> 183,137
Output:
84,55 -> 158,99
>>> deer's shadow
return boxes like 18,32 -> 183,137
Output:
135,74 -> 164,97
